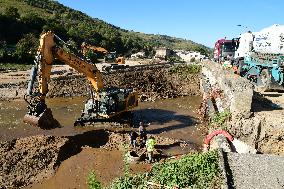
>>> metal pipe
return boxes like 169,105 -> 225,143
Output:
27,65 -> 38,95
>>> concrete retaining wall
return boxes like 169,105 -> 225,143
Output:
201,62 -> 253,117
202,61 -> 284,155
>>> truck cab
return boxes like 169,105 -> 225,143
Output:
213,38 -> 239,63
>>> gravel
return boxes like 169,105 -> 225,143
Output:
224,152 -> 284,189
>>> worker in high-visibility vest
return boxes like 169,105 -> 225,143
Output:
146,136 -> 156,163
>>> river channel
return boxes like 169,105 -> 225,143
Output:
0,96 -> 204,149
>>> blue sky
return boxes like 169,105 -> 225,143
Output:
57,0 -> 284,48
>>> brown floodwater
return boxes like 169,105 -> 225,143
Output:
0,96 -> 204,149
2,96 -> 205,189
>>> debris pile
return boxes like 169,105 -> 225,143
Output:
47,67 -> 200,101
0,135 -> 68,188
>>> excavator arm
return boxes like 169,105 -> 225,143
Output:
37,32 -> 104,96
24,32 -> 138,129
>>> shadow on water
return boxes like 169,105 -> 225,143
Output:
134,108 -> 198,134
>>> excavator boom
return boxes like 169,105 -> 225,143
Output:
23,32 -> 138,129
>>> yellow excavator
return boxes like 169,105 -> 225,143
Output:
81,42 -> 125,64
23,31 -> 138,129
81,42 -> 108,56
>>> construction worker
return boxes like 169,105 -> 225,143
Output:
138,122 -> 146,135
138,121 -> 149,146
130,131 -> 138,148
146,136 -> 156,163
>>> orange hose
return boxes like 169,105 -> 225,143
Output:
204,129 -> 233,145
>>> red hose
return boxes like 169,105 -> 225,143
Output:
204,130 -> 233,145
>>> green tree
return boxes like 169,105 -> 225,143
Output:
4,6 -> 20,19
0,40 -> 7,60
21,12 -> 46,32
14,33 -> 38,63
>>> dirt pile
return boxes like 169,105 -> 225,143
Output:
228,111 -> 284,155
104,68 -> 200,101
0,135 -> 68,188
48,67 -> 200,101
227,93 -> 284,155
0,67 -> 200,101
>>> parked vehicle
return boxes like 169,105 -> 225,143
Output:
213,38 -> 239,63
234,24 -> 284,91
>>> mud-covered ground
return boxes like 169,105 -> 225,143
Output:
0,131 -> 192,188
0,64 -> 203,188
0,95 -> 204,188
0,64 -> 200,101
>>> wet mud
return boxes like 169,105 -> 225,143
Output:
0,95 -> 204,188
0,66 -> 203,188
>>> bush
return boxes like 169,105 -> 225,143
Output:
148,151 -> 220,188
4,6 -> 20,19
108,174 -> 147,189
87,171 -> 102,189
169,64 -> 201,76
14,33 -> 38,63
167,55 -> 185,63
210,110 -> 231,130
108,151 -> 221,189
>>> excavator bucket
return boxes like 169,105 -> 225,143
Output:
23,108 -> 60,129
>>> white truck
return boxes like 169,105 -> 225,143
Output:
234,24 -> 284,90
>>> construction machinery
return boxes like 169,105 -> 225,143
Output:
233,24 -> 284,90
104,51 -> 125,64
23,31 -> 139,129
81,42 -> 125,64
81,42 -> 108,55
81,43 -> 126,72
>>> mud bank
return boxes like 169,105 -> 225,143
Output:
228,93 -> 284,155
0,131 -> 188,188
0,135 -> 68,188
202,61 -> 284,155
0,67 -> 200,101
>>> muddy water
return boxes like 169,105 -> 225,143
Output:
0,96 -> 204,149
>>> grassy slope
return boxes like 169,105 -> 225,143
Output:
0,0 -> 51,17
0,0 -> 210,53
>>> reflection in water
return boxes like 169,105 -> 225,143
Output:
0,96 -> 204,149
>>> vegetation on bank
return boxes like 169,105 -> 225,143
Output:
0,0 -> 210,65
169,64 -> 202,77
87,151 -> 221,189
210,110 -> 231,130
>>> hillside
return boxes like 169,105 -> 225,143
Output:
0,0 -> 210,63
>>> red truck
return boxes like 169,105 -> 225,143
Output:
213,38 -> 239,63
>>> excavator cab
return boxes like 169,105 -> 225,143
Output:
74,88 -> 138,126
75,87 -> 138,126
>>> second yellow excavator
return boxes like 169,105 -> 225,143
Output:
23,32 -> 138,129
81,42 -> 125,64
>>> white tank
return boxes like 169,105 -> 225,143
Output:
252,24 -> 284,54
235,24 -> 284,59
234,32 -> 254,59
